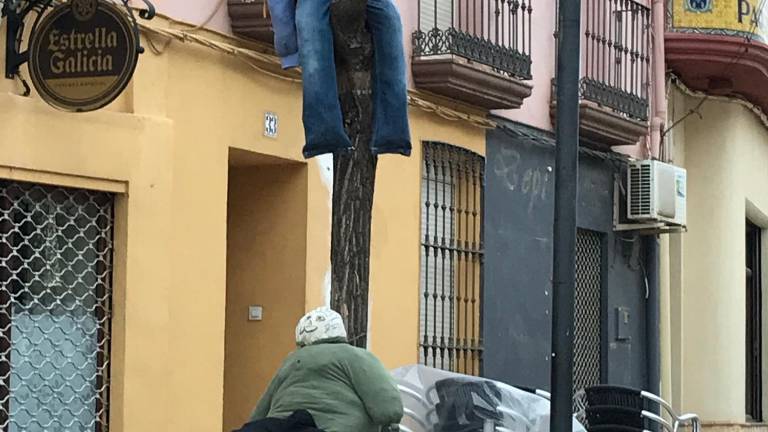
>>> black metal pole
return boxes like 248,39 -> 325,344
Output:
550,0 -> 581,428
645,236 -> 661,431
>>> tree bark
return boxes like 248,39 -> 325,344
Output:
329,0 -> 376,348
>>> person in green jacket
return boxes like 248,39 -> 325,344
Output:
250,307 -> 404,432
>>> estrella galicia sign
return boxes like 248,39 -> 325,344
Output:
685,0 -> 713,13
28,0 -> 140,112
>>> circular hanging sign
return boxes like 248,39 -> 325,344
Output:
28,0 -> 140,112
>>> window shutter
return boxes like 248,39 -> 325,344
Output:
420,0 -> 453,31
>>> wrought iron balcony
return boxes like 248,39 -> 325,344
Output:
581,0 -> 650,121
553,0 -> 651,147
412,0 -> 534,110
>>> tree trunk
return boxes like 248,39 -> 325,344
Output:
329,0 -> 376,348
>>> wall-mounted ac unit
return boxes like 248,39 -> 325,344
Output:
627,160 -> 687,227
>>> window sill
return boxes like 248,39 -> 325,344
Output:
412,55 -> 533,111
549,99 -> 649,149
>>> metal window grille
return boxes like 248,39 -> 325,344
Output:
413,0 -> 533,79
573,229 -> 603,394
0,180 -> 114,432
419,142 -> 485,376
555,0 -> 651,121
582,0 -> 651,120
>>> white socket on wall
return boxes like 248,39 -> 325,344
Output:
248,305 -> 263,321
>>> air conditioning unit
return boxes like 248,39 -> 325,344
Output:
627,160 -> 687,227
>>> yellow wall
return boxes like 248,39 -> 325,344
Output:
220,109 -> 486,429
224,160 -> 309,431
0,86 -> 176,432
0,15 -> 487,432
664,89 -> 768,423
367,108 -> 485,369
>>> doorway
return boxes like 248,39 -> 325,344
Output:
746,219 -> 763,422
222,149 -> 308,431
573,228 -> 604,394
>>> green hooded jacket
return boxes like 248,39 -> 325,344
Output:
250,338 -> 404,432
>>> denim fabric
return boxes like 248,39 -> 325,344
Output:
266,0 -> 300,69
269,0 -> 412,159
364,0 -> 412,157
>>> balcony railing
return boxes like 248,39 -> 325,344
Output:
580,0 -> 651,121
551,0 -> 651,146
413,0 -> 533,80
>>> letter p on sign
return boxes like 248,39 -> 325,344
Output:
739,0 -> 751,23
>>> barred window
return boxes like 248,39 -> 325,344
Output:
573,229 -> 603,393
0,181 -> 114,432
419,142 -> 484,375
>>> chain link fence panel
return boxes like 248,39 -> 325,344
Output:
1,180 -> 114,432
573,229 -> 602,395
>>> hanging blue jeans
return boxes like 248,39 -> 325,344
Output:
295,0 -> 411,159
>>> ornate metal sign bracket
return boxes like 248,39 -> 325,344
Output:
1,0 -> 155,80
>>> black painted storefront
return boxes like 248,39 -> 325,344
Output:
482,119 -> 650,391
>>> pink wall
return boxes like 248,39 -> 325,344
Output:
151,0 -> 658,145
151,0 -> 558,131
134,0 -> 233,33
394,0 -> 557,131
490,0 -> 557,131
